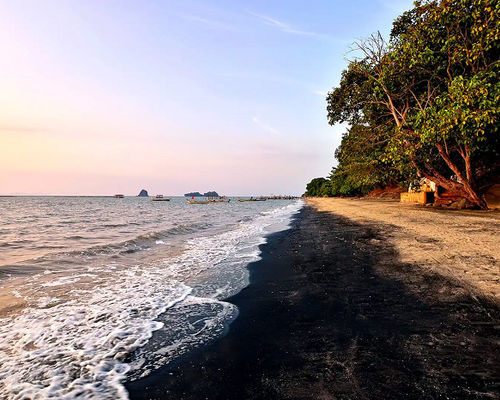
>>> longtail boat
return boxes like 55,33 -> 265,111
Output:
238,197 -> 267,202
152,194 -> 170,201
209,197 -> 230,203
187,199 -> 211,204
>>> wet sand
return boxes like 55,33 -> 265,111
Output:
127,201 -> 500,399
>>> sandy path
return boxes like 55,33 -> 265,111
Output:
307,198 -> 500,301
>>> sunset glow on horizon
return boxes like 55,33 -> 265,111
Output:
1,0 -> 413,195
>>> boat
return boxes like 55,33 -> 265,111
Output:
238,197 -> 267,202
152,194 -> 170,201
209,197 -> 230,203
268,195 -> 298,200
187,199 -> 211,204
114,194 -> 124,198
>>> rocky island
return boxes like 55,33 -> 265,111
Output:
184,191 -> 219,197
137,189 -> 149,197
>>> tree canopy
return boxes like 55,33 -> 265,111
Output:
307,0 -> 500,208
304,177 -> 331,197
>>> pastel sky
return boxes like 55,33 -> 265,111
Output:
0,0 -> 413,195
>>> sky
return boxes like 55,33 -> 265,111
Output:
0,0 -> 414,196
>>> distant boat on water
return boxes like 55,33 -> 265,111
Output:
152,194 -> 170,201
238,197 -> 267,202
187,195 -> 229,204
209,198 -> 230,203
114,194 -> 124,198
267,195 -> 298,200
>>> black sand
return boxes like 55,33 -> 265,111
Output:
126,205 -> 500,399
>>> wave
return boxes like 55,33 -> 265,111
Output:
0,239 -> 31,247
2,222 -> 214,269
126,200 -> 303,380
0,200 -> 303,399
0,278 -> 191,399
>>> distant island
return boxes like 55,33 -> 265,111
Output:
138,189 -> 149,197
184,191 -> 219,197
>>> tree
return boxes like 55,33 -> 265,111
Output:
334,123 -> 411,191
304,177 -> 330,196
327,0 -> 500,209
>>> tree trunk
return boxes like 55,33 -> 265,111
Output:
434,143 -> 488,209
411,159 -> 465,194
464,146 -> 476,188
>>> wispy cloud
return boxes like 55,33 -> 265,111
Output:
248,11 -> 348,44
248,11 -> 318,37
181,14 -> 238,31
252,116 -> 280,135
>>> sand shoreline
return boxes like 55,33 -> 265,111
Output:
307,197 -> 500,302
127,202 -> 500,399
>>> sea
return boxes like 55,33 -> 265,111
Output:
0,196 -> 302,399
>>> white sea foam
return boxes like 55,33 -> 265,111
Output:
0,275 -> 191,399
127,200 -> 303,380
40,276 -> 81,287
0,200 -> 303,399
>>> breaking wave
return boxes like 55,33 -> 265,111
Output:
0,199 -> 302,399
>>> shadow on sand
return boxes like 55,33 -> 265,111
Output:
126,206 -> 499,399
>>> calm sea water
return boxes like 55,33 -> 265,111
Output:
0,196 -> 302,399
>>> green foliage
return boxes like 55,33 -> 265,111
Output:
320,0 -> 500,208
329,168 -> 371,197
304,177 -> 331,197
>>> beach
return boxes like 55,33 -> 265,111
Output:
2,0 -> 498,398
309,198 -> 500,301
0,197 -> 301,398
127,198 -> 500,399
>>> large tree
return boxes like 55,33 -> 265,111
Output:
304,177 -> 331,197
328,122 -> 411,196
327,0 -> 499,208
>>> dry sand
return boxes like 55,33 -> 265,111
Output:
307,197 -> 500,301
